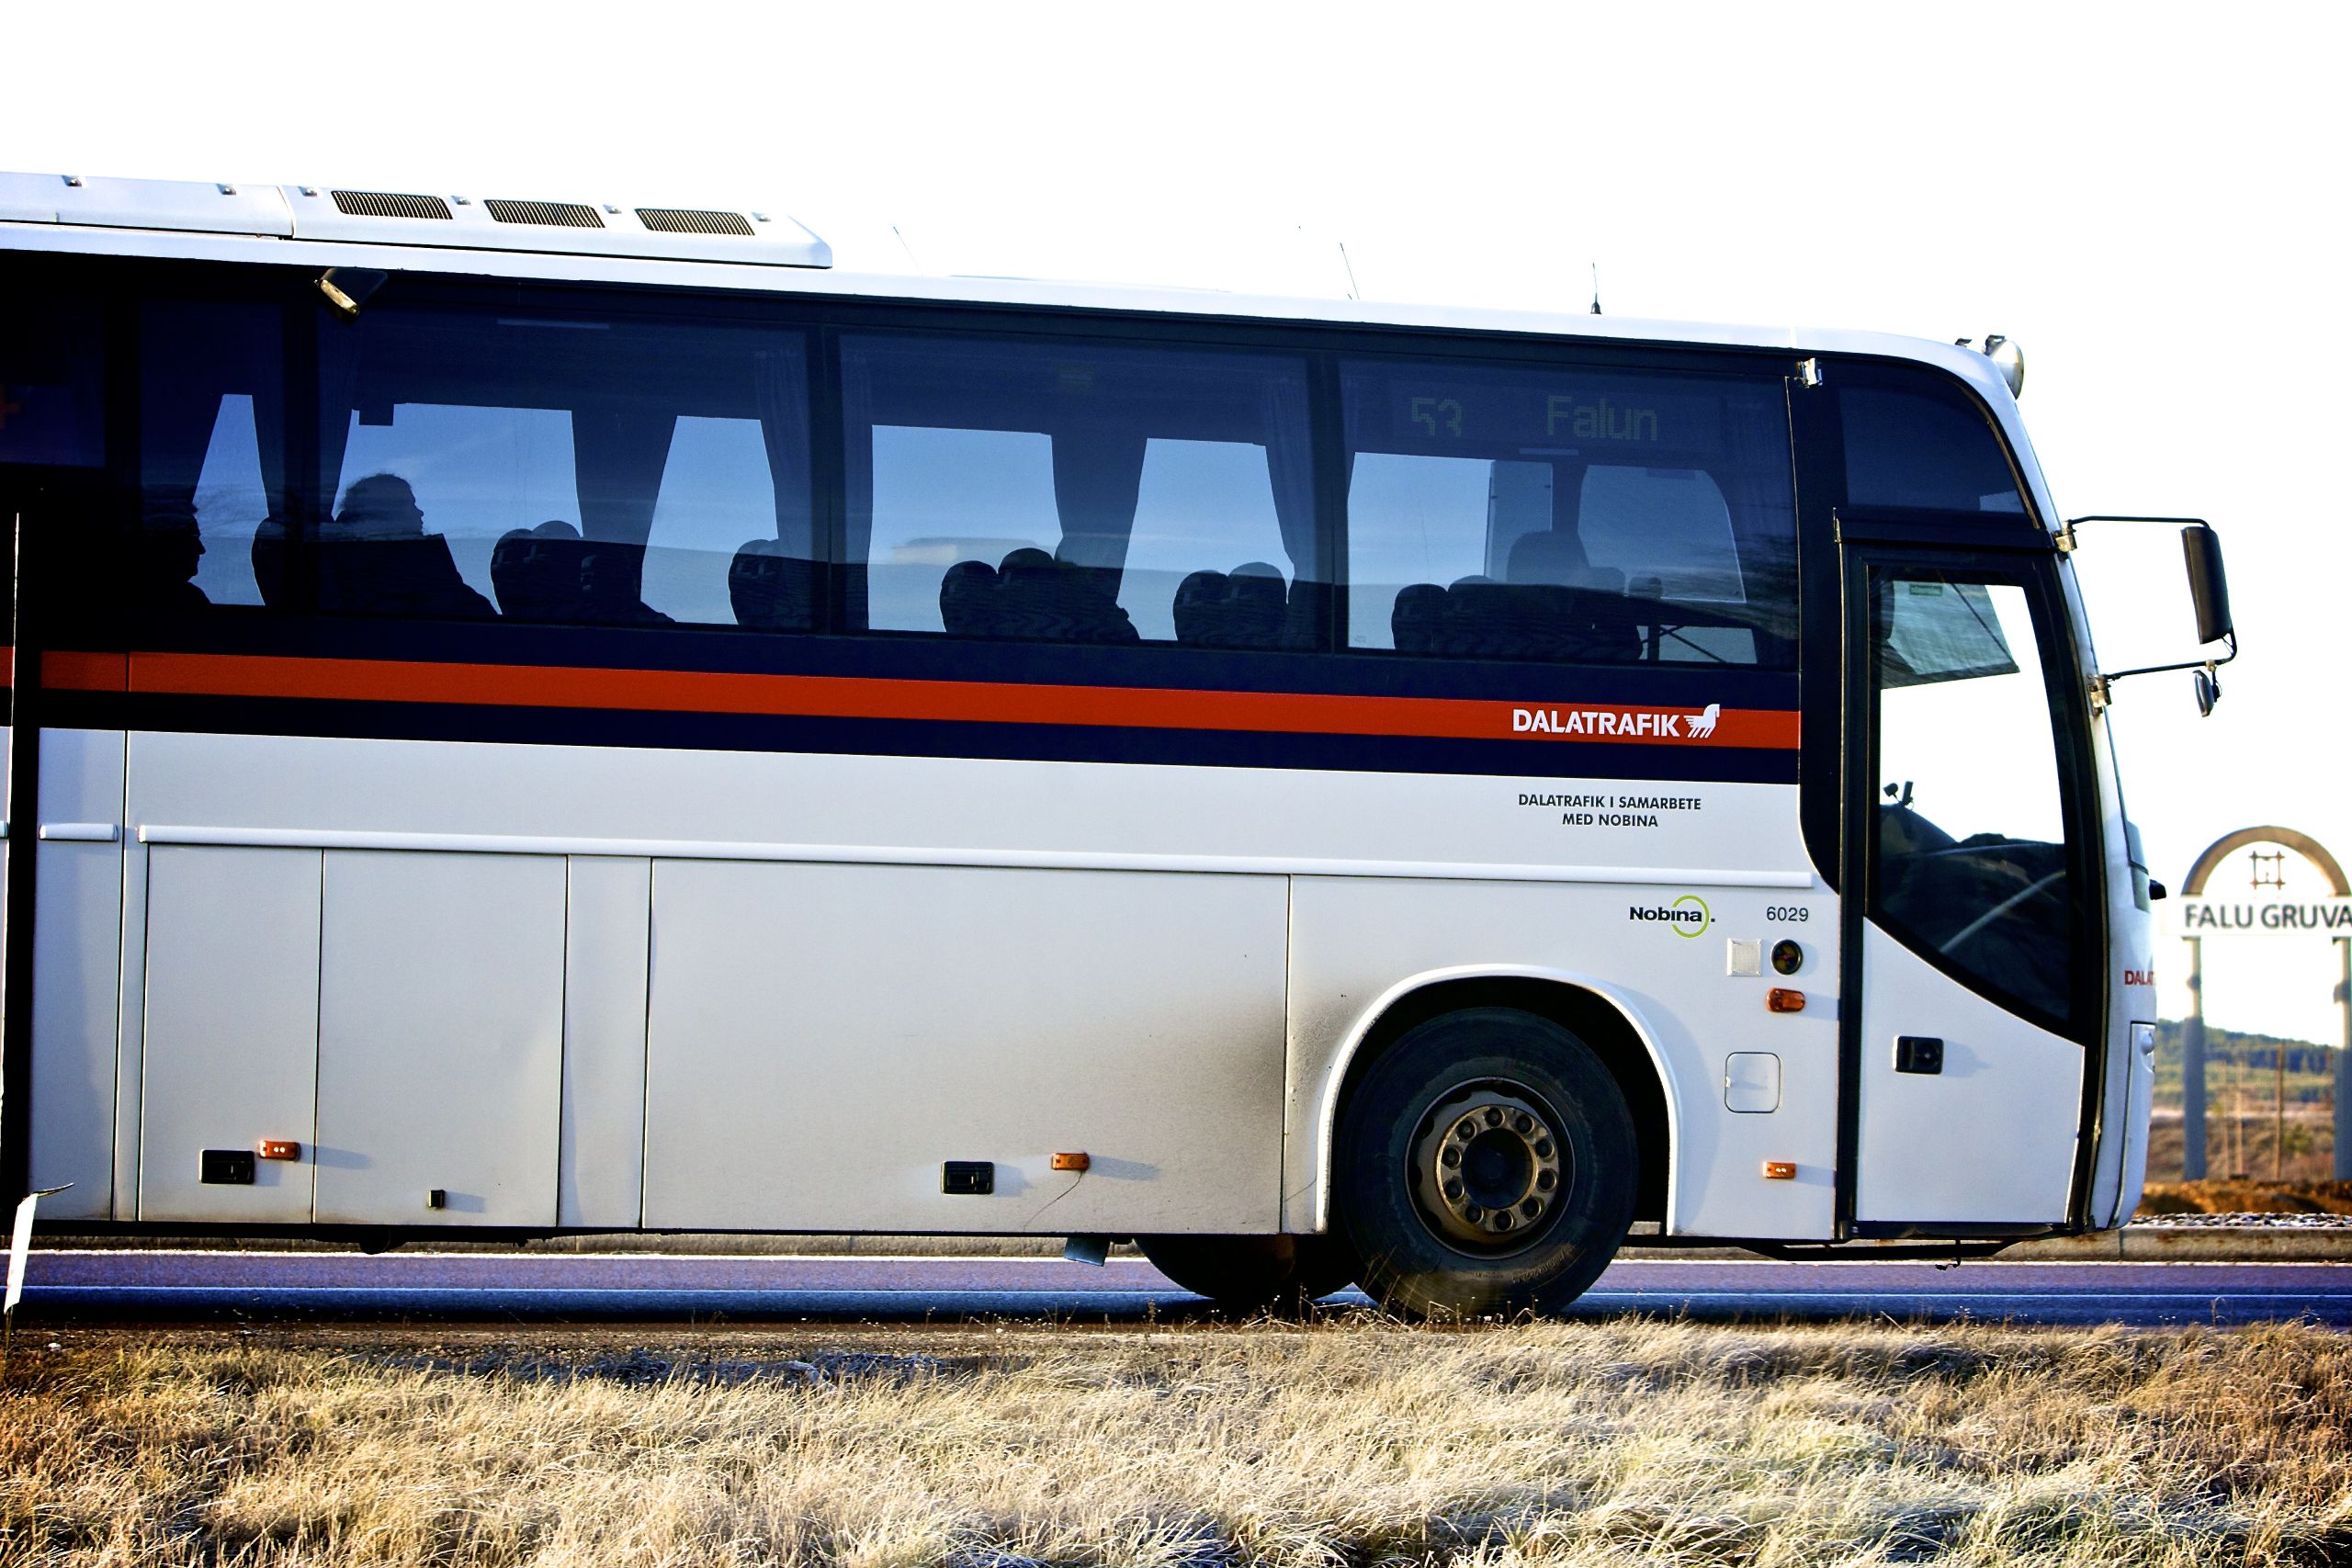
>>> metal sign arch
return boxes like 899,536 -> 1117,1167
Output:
2182,826 -> 2349,899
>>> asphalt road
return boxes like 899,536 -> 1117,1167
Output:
16,1251 -> 2351,1327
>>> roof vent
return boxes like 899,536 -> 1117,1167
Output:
636,207 -> 756,236
332,189 -> 452,220
485,198 -> 604,229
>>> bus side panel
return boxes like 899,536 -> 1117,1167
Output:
1,723 -> 8,1192
640,859 -> 1286,1235
559,855 -> 652,1231
1286,867 -> 1839,1242
28,727 -> 125,1219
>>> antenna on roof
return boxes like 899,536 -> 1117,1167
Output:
891,224 -> 922,270
1337,241 -> 1361,302
1590,263 -> 1602,316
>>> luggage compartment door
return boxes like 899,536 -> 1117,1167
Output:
137,845 -> 322,1223
640,860 -> 1287,1235
313,851 -> 565,1226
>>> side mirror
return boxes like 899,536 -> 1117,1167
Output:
2065,514 -> 2239,716
2194,667 -> 2220,717
2182,524 -> 2233,645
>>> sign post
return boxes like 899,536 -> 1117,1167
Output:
3,1181 -> 69,1377
2183,938 -> 2208,1179
2339,936 -> 2351,1182
2174,827 -> 2350,1185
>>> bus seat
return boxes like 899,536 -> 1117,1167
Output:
251,517 -> 290,609
1503,530 -> 1594,585
1391,581 -> 1448,654
491,522 -> 674,627
317,532 -> 495,620
939,547 -> 1137,644
938,558 -> 999,637
491,521 -> 580,622
729,539 -> 820,630
1173,561 -> 1292,649
1391,572 -> 1642,663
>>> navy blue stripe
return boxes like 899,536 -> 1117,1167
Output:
53,690 -> 1801,784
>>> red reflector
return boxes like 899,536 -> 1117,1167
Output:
1767,988 -> 1805,1013
1762,1161 -> 1797,1180
255,1139 -> 301,1161
1050,1151 -> 1091,1172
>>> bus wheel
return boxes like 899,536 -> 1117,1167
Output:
1138,1234 -> 1357,1315
1334,1007 -> 1636,1321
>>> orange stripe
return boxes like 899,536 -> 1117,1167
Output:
37,649 -> 1800,750
40,649 -> 127,693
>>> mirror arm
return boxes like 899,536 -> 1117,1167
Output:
2059,513 -> 2213,550
2098,628 -> 2239,686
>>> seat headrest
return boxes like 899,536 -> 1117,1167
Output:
1505,530 -> 1589,584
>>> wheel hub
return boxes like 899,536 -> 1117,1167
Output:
1409,1087 -> 1565,1249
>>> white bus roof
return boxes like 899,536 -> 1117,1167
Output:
0,169 -> 2025,419
0,170 -> 831,269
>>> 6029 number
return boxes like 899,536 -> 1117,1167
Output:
1766,906 -> 1810,922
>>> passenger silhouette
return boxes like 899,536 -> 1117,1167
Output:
322,472 -> 495,618
133,491 -> 211,612
334,473 -> 431,541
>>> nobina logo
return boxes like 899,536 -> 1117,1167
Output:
1629,894 -> 1712,937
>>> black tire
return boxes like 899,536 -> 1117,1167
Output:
1138,1233 -> 1358,1315
1334,1006 -> 1636,1320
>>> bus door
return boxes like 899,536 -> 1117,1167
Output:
1838,525 -> 2102,1232
0,457 -> 125,1225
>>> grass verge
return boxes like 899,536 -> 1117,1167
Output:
4,1316 -> 2349,1566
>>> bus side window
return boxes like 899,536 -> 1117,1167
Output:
138,300 -> 287,613
314,304 -> 817,630
1340,359 -> 1796,668
843,334 -> 1322,648
0,292 -> 106,470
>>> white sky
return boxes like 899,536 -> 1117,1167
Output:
6,1 -> 2345,1040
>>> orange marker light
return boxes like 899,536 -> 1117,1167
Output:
255,1139 -> 301,1161
1050,1152 -> 1091,1172
1766,988 -> 1806,1013
1762,1161 -> 1797,1180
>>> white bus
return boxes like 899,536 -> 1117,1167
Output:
0,172 -> 2229,1316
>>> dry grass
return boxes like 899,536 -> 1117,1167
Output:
2139,1179 -> 2352,1217
4,1316 -> 2350,1567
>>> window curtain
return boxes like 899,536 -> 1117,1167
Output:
754,346 -> 816,562
572,404 -> 678,547
1716,384 -> 1800,649
1049,421 -> 1146,598
839,354 -> 873,630
1261,373 -> 1320,582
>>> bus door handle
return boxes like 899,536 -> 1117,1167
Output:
38,822 -> 121,842
1894,1036 -> 1945,1075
